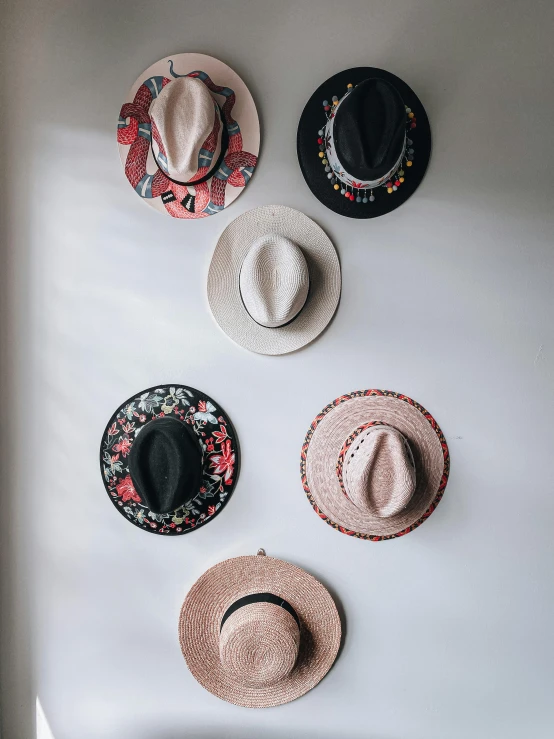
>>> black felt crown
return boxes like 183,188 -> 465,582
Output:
333,78 -> 406,182
128,416 -> 203,514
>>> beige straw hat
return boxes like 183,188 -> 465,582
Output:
207,205 -> 341,355
179,550 -> 341,707
300,390 -> 450,541
118,53 -> 259,219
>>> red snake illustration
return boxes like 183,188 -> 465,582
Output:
118,66 -> 257,218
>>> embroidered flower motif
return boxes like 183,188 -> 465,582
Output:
213,424 -> 227,444
112,435 -> 132,457
210,439 -> 235,482
194,400 -> 218,424
116,475 -> 141,503
135,509 -> 147,524
122,402 -> 136,420
138,392 -> 163,413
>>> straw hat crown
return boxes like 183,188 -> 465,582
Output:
219,601 -> 301,687
343,425 -> 416,518
150,76 -> 221,182
239,234 -> 310,328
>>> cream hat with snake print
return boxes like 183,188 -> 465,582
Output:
118,53 -> 260,219
207,205 -> 341,355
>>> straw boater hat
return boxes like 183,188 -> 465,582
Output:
118,53 -> 260,219
207,205 -> 341,355
179,549 -> 341,707
300,390 -> 450,540
99,384 -> 239,536
297,67 -> 431,219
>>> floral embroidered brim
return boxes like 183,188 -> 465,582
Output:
99,385 -> 239,536
300,390 -> 450,540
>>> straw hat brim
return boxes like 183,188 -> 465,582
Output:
207,205 -> 341,355
118,53 -> 260,219
179,554 -> 341,707
297,67 -> 431,219
301,391 -> 450,540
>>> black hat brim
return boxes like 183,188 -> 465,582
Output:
99,384 -> 240,536
297,67 -> 431,219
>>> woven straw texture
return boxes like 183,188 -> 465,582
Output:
342,425 -> 416,518
179,554 -> 341,707
239,234 -> 310,328
151,76 -> 221,182
302,392 -> 447,539
207,205 -> 341,355
219,602 -> 300,687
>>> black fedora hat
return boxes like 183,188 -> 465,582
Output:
297,67 -> 431,219
99,384 -> 240,536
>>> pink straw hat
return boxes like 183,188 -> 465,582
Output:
179,550 -> 341,707
300,390 -> 450,541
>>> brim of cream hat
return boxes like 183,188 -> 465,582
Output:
207,205 -> 341,355
179,553 -> 341,708
300,390 -> 450,541
118,53 -> 260,219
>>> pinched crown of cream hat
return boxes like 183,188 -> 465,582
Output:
118,53 -> 260,219
179,550 -> 341,707
208,205 -> 341,355
301,390 -> 450,541
150,76 -> 224,184
239,234 -> 310,329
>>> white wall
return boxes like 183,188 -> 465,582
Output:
1,1 -> 554,737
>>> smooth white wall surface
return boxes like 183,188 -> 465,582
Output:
1,1 -> 554,737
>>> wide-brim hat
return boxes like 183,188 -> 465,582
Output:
207,205 -> 341,355
118,53 -> 260,219
297,67 -> 431,219
300,390 -> 449,540
179,550 -> 341,707
99,384 -> 239,536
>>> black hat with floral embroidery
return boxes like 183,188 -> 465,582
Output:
99,384 -> 240,536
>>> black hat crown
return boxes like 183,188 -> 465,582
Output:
128,416 -> 203,514
334,78 -> 406,182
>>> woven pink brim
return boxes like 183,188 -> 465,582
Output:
301,391 -> 449,540
179,555 -> 341,708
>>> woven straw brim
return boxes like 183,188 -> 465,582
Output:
302,392 -> 448,539
179,555 -> 341,707
207,205 -> 341,355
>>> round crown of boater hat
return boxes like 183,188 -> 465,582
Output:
179,549 -> 341,707
207,205 -> 341,355
117,53 -> 260,219
297,68 -> 431,218
300,390 -> 450,540
99,385 -> 239,535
